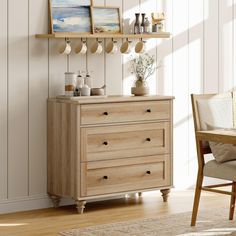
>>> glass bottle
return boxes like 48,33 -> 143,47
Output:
134,13 -> 140,34
65,72 -> 76,97
140,13 -> 145,34
144,17 -> 151,33
76,70 -> 84,96
84,70 -> 93,88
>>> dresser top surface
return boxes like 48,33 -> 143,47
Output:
49,95 -> 175,104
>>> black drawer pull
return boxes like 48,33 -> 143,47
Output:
103,111 -> 109,116
103,141 -> 108,145
146,138 -> 151,142
146,171 -> 151,175
103,175 -> 108,179
146,109 -> 152,113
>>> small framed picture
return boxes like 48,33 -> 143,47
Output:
49,0 -> 93,33
91,6 -> 122,34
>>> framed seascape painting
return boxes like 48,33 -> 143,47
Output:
91,7 -> 122,34
49,0 -> 93,33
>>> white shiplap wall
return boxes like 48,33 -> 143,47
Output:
0,0 -> 235,213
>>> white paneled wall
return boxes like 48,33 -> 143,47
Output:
105,0 -> 123,95
204,0 -> 219,93
0,0 -> 8,200
188,0 -> 204,187
219,0 -> 234,92
0,0 -> 235,213
172,0 -> 189,189
140,0 -> 157,95
29,0 -> 48,196
122,0 -> 140,95
8,0 -> 29,198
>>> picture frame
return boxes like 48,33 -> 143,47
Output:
49,0 -> 93,34
91,6 -> 122,34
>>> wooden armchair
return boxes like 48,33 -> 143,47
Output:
191,93 -> 236,226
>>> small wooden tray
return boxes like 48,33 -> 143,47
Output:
56,95 -> 107,100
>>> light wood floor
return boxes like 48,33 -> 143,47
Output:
0,190 -> 231,236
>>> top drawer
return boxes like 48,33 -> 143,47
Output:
81,101 -> 170,125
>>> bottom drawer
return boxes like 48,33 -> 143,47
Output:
81,155 -> 171,197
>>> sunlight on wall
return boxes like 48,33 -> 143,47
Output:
173,44 -> 189,189
140,39 -> 157,95
156,0 -> 173,96
189,39 -> 202,89
219,20 -> 234,92
227,0 -> 234,7
188,1 -> 204,188
140,0 -> 158,95
122,1 -> 140,95
219,0 -> 234,93
204,0 -> 209,20
189,0 -> 204,29
122,52 -> 135,95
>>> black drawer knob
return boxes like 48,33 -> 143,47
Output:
146,138 -> 151,142
103,175 -> 108,179
103,141 -> 108,145
103,111 -> 109,116
146,109 -> 152,113
146,171 -> 151,175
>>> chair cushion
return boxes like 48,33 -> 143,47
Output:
204,159 -> 236,181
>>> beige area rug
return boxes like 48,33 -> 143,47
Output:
60,209 -> 236,236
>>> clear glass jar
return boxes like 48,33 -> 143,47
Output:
65,72 -> 76,97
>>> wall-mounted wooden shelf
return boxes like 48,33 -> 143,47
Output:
35,32 -> 170,39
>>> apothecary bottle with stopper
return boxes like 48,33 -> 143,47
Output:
134,13 -> 140,34
140,13 -> 145,33
75,70 -> 84,96
84,70 -> 93,88
144,17 -> 151,33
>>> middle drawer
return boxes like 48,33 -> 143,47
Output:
81,122 -> 170,162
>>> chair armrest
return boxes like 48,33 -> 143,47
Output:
197,129 -> 236,145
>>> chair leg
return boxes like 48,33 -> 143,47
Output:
229,182 -> 236,220
191,172 -> 203,226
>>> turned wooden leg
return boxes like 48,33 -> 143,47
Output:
160,189 -> 170,202
50,195 -> 61,208
229,182 -> 236,220
138,192 -> 142,197
76,200 -> 86,214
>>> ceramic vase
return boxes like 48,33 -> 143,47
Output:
131,77 -> 149,96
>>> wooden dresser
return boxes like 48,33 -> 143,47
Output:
47,96 -> 174,213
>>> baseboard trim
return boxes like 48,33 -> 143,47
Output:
0,191 -> 164,214
0,195 -> 74,214
0,193 -> 131,214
